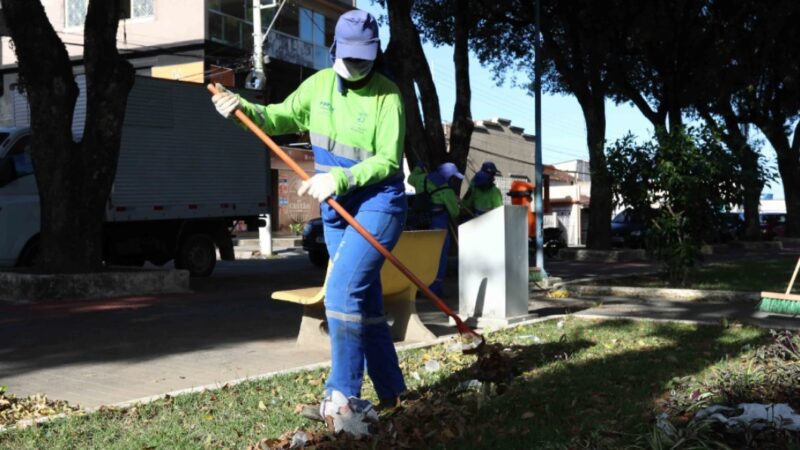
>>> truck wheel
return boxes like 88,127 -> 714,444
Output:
17,238 -> 40,267
175,234 -> 216,277
308,250 -> 329,268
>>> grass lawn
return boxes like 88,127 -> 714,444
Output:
1,318 -> 792,449
596,256 -> 800,292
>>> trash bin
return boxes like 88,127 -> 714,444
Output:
507,180 -> 535,238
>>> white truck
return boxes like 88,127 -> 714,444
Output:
0,76 -> 270,276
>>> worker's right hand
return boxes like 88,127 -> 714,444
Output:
298,173 -> 337,202
211,83 -> 240,119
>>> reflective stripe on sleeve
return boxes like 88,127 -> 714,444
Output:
343,169 -> 355,189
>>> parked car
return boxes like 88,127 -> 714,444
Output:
761,213 -> 787,240
542,227 -> 566,258
302,217 -> 328,268
715,212 -> 745,242
611,209 -> 648,248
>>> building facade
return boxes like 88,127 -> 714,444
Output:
548,159 -> 591,246
444,118 -> 538,202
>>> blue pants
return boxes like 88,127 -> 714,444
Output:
429,211 -> 451,297
323,209 -> 407,400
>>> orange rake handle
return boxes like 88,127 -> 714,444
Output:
207,84 -> 483,345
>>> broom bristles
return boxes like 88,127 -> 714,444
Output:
758,296 -> 800,315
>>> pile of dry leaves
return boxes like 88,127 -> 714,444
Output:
0,386 -> 80,427
248,344 -> 520,449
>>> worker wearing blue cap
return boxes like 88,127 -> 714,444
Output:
408,161 -> 464,297
463,160 -> 504,216
212,10 -> 405,436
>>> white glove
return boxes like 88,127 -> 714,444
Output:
320,390 -> 378,438
211,83 -> 239,119
298,173 -> 337,202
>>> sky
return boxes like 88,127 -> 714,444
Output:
359,1 -> 785,199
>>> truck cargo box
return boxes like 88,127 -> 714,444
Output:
13,76 -> 270,222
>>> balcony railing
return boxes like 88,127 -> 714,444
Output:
208,9 -> 253,50
265,30 -> 330,71
208,10 -> 330,71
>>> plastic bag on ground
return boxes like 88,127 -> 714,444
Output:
693,403 -> 800,432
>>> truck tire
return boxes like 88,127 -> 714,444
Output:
16,238 -> 40,267
175,234 -> 216,277
308,250 -> 329,268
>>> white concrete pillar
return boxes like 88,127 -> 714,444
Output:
259,213 -> 273,256
458,205 -> 529,328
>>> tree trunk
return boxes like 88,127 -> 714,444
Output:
384,0 -> 447,167
581,97 -> 613,249
721,115 -> 762,240
2,0 -> 133,273
447,0 -> 474,176
740,151 -> 764,240
2,0 -> 79,272
760,120 -> 800,238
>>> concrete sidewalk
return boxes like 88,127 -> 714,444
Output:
2,250 -> 797,410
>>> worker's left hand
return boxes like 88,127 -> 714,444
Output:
298,173 -> 337,202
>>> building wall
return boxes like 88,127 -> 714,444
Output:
445,118 -> 536,202
553,159 -> 590,182
271,148 -> 318,231
1,0 -> 205,66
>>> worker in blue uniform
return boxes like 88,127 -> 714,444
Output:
212,10 -> 405,436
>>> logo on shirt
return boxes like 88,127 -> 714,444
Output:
319,101 -> 334,112
350,112 -> 369,134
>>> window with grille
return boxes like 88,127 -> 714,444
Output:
65,0 -> 87,28
65,0 -> 153,28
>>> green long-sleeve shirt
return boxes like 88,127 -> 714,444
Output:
235,68 -> 405,196
463,182 -> 503,215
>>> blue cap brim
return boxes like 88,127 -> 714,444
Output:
335,40 -> 379,61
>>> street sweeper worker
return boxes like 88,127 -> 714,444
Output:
408,161 -> 464,297
463,160 -> 503,216
211,10 -> 404,437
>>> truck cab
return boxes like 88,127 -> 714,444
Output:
0,127 -> 39,267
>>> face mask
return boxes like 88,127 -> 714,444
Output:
333,58 -> 374,82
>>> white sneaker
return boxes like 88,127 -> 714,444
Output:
319,390 -> 378,438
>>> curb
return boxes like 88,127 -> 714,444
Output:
0,269 -> 190,303
558,248 -> 648,262
570,285 -> 760,302
550,271 -> 661,289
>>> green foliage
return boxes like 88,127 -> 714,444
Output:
607,127 -> 743,285
288,216 -> 305,236
649,207 -> 698,286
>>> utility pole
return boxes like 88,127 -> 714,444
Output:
533,0 -> 546,275
246,0 -> 285,90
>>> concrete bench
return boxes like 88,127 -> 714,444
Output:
271,230 -> 446,349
